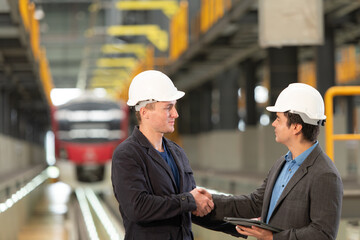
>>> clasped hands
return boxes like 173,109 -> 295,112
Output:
190,188 -> 214,217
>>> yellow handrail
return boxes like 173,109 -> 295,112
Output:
18,0 -> 53,106
325,86 -> 360,160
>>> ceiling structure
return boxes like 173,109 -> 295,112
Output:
26,0 -> 360,96
1,0 -> 360,131
33,0 -> 171,95
1,0 -> 52,128
33,0 -> 109,89
166,0 -> 360,92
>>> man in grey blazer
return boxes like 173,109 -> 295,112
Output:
196,83 -> 343,240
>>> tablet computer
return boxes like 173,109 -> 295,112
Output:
224,217 -> 283,233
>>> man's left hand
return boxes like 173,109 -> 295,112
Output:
235,225 -> 273,240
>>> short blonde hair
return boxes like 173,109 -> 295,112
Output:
135,102 -> 156,124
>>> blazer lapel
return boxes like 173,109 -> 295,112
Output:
147,147 -> 178,190
274,166 -> 307,210
164,139 -> 183,192
133,127 -> 178,190
272,145 -> 322,213
262,157 -> 286,220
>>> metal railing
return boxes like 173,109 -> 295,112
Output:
0,165 -> 48,213
324,86 -> 360,160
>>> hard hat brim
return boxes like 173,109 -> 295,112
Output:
157,90 -> 185,102
266,106 -> 288,113
127,90 -> 185,106
127,99 -> 139,106
266,105 -> 326,125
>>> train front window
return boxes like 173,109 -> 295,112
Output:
55,104 -> 126,143
57,121 -> 123,143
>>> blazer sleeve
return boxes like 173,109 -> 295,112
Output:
111,145 -> 197,224
208,178 -> 266,221
189,178 -> 266,239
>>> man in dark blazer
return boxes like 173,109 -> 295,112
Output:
197,83 -> 343,240
111,70 -> 214,240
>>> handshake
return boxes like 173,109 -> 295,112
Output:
190,188 -> 214,217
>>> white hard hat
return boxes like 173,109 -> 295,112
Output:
127,70 -> 185,110
266,83 -> 326,125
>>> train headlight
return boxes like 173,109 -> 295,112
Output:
47,166 -> 60,179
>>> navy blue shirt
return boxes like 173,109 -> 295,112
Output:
157,140 -> 180,190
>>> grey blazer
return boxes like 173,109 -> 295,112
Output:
208,145 -> 343,240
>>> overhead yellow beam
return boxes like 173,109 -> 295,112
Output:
101,44 -> 147,59
116,1 -> 179,18
91,76 -> 128,82
91,77 -> 127,84
90,77 -> 127,88
170,0 -> 188,60
91,82 -> 125,88
107,25 -> 168,51
96,58 -> 138,68
92,69 -> 129,78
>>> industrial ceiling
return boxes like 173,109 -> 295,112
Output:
33,0 -> 360,92
3,0 -> 360,105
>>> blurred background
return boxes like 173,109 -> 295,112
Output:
1,0 -> 360,239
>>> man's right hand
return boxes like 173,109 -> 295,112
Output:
190,188 -> 214,217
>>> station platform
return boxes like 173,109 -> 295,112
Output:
18,182 -> 70,240
13,177 -> 124,240
10,175 -> 360,240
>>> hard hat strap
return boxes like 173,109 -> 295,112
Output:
318,119 -> 326,126
289,110 -> 325,126
135,99 -> 157,111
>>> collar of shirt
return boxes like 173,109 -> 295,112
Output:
265,141 -> 319,223
284,141 -> 319,166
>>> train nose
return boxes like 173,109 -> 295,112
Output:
84,148 -> 97,162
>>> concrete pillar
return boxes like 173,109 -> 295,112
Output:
0,89 -> 3,134
242,60 -> 257,126
347,96 -> 354,134
9,92 -> 18,138
199,83 -> 212,132
268,47 -> 298,118
2,90 -> 10,135
316,25 -> 336,97
18,111 -> 26,140
178,94 -> 191,134
189,89 -> 201,134
216,68 -> 240,130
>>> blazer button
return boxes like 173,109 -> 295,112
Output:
181,196 -> 186,201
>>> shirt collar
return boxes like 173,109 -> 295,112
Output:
285,141 -> 319,166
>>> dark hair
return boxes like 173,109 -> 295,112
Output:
283,111 -> 319,142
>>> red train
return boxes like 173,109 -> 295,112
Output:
52,92 -> 129,182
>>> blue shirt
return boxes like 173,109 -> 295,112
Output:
266,141 -> 318,223
157,140 -> 180,190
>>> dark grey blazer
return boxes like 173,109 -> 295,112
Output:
205,144 -> 343,240
111,127 -> 197,240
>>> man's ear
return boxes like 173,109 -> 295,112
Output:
140,107 -> 150,119
293,123 -> 303,135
